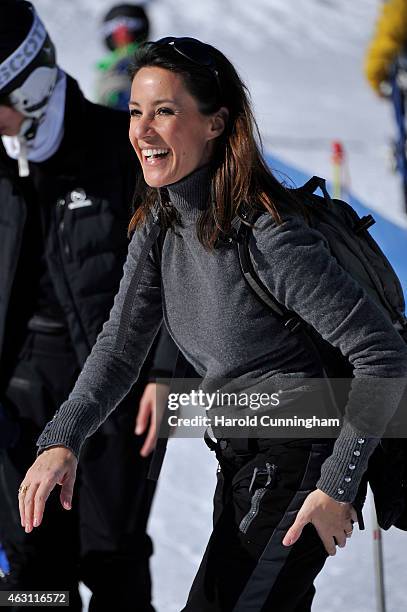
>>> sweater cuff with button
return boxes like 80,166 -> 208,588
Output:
316,420 -> 379,502
36,399 -> 100,459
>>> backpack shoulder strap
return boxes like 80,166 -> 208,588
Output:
235,175 -> 334,326
236,208 -> 302,332
235,204 -> 344,403
293,175 -> 333,204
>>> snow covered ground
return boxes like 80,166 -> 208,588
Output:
29,1 -> 407,610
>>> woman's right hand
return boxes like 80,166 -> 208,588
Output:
18,445 -> 78,533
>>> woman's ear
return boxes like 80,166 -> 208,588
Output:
208,106 -> 229,140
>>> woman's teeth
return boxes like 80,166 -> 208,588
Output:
142,148 -> 170,159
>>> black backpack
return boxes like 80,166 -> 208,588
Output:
235,176 -> 407,530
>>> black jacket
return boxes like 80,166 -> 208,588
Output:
0,75 -> 176,376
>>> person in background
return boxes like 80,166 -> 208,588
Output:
95,3 -> 150,111
364,0 -> 407,96
365,0 -> 407,213
0,2 -> 169,610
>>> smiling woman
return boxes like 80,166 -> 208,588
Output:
128,66 -> 227,188
126,36 -> 305,246
21,35 -> 407,612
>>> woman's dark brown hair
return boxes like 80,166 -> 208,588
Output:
128,39 -> 305,248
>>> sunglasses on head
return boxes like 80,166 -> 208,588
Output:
150,36 -> 222,98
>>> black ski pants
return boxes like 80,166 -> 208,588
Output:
183,437 -> 338,612
0,328 -> 155,611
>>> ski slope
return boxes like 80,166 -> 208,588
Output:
29,1 -> 407,610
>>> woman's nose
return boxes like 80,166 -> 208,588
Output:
132,115 -> 155,139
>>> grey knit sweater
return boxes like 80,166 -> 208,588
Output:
37,165 -> 407,502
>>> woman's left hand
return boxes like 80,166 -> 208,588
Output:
282,489 -> 358,555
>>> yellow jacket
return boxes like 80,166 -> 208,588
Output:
365,0 -> 407,94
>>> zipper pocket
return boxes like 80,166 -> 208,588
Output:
239,462 -> 277,534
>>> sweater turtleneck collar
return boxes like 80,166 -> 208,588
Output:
162,164 -> 212,223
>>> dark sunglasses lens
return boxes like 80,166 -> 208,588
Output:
153,37 -> 215,69
147,37 -> 220,95
175,41 -> 214,68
